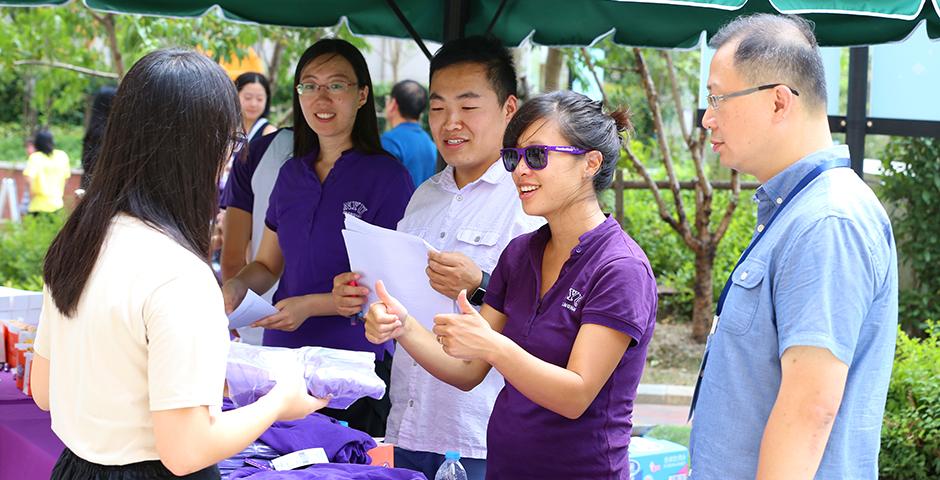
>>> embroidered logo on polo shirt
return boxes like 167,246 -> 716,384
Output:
562,288 -> 583,312
342,201 -> 368,218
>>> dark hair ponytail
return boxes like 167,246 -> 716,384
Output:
43,49 -> 240,316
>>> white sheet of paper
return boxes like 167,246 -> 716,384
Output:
344,214 -> 438,252
227,289 -> 278,329
342,223 -> 455,330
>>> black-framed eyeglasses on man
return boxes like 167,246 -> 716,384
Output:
706,84 -> 799,110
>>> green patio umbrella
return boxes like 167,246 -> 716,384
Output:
2,0 -> 939,47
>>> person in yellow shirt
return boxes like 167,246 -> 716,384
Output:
24,129 -> 72,214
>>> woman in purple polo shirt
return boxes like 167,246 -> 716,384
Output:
222,39 -> 414,436
365,91 -> 656,479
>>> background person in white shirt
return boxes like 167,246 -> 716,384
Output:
30,48 -> 326,480
332,35 -> 542,480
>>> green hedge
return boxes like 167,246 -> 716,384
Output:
0,212 -> 66,290
879,321 -> 940,479
0,122 -> 83,168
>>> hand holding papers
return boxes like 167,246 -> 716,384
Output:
342,214 -> 457,329
228,289 -> 278,329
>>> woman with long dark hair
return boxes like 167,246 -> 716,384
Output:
30,49 -> 326,480
235,72 -> 277,143
222,39 -> 414,436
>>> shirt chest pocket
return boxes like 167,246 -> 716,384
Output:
719,257 -> 766,336
455,228 -> 501,271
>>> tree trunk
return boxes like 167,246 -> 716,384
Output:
99,14 -> 125,79
23,74 -> 37,138
543,48 -> 564,92
691,246 -> 716,342
267,41 -> 285,95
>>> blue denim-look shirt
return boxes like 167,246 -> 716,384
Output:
689,145 -> 898,479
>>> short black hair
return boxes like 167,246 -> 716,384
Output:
33,128 -> 55,155
710,14 -> 827,111
235,72 -> 272,119
429,35 -> 517,105
503,91 -> 632,192
390,80 -> 428,120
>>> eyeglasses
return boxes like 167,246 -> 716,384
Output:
295,81 -> 358,97
231,132 -> 248,155
500,145 -> 589,172
706,83 -> 799,110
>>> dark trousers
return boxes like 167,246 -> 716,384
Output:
319,353 -> 393,437
51,447 -> 220,479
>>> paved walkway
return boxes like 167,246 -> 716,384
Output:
634,403 -> 691,427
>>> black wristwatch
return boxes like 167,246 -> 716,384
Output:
469,271 -> 490,306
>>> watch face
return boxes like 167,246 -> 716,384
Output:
470,288 -> 486,305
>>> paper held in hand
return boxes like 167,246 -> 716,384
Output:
228,289 -> 278,329
342,213 -> 457,328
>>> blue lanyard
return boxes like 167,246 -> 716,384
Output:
715,158 -> 851,317
689,157 -> 850,420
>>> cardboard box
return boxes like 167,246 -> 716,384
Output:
0,286 -> 43,326
367,442 -> 394,468
629,437 -> 690,480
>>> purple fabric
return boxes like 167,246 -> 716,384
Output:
0,390 -> 65,480
220,129 -> 282,211
483,216 -> 658,480
229,463 -> 425,480
225,344 -> 386,410
260,413 -> 375,464
0,370 -> 32,404
262,148 -> 413,357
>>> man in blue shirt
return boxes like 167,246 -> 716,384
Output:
382,80 -> 438,187
689,14 -> 898,480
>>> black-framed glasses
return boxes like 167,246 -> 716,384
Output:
295,81 -> 359,97
500,145 -> 589,172
706,83 -> 799,110
231,132 -> 248,155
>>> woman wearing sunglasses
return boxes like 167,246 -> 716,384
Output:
222,39 -> 414,436
364,90 -> 657,479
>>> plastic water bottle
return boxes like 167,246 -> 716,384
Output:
434,451 -> 468,480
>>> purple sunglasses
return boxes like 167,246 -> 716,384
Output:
500,145 -> 589,172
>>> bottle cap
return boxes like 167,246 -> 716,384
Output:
444,450 -> 460,461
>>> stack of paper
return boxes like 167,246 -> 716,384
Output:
342,214 -> 456,328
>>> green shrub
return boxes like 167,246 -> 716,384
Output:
879,321 -> 940,479
880,137 -> 940,334
0,212 -> 66,290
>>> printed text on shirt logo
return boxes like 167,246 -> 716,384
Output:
342,201 -> 368,218
563,288 -> 583,312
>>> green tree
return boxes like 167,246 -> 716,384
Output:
574,40 -> 743,342
0,4 -> 368,136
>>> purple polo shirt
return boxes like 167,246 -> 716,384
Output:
220,129 -> 282,211
264,147 -> 414,357
483,215 -> 657,480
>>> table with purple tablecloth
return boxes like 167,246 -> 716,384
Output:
0,370 -> 65,480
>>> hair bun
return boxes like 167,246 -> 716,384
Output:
609,106 -> 633,133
